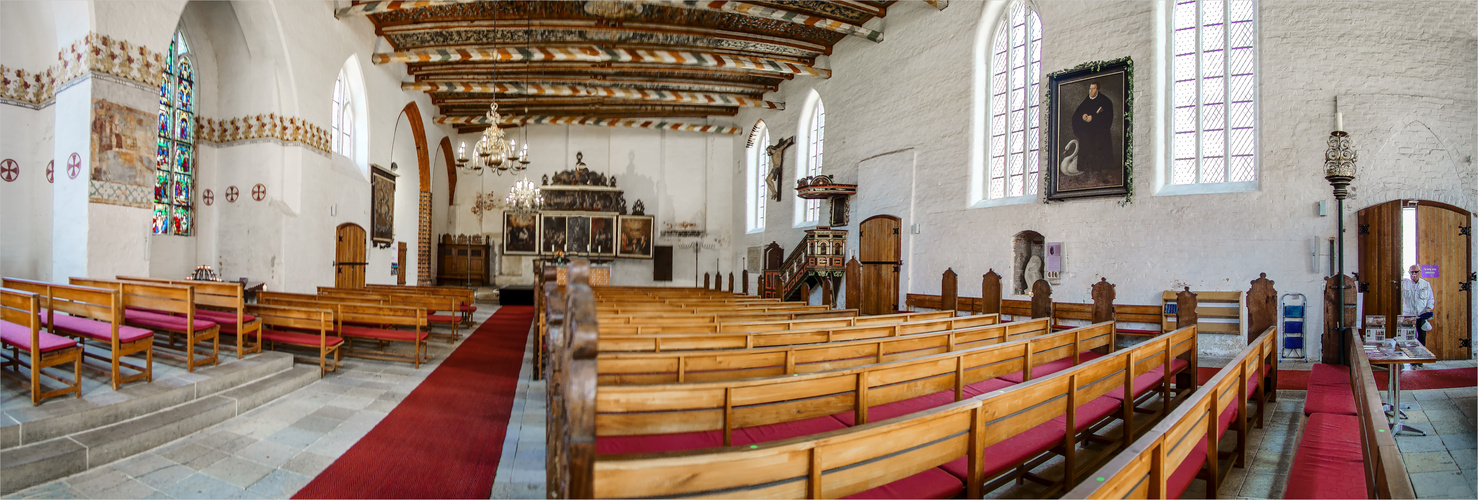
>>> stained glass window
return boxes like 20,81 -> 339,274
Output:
987,2 -> 1042,200
154,29 -> 195,235
1171,0 -> 1256,185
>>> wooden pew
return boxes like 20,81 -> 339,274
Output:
596,313 -> 1001,352
1062,327 -> 1278,499
1163,289 -> 1245,337
117,276 -> 261,358
599,310 -> 941,335
3,278 -> 153,389
597,317 -> 1055,384
572,325 -> 1200,499
0,287 -> 83,405
319,288 -> 463,342
364,283 -> 477,324
257,294 -> 429,368
70,278 -> 219,372
248,304 -> 343,376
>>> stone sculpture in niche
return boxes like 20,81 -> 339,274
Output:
765,136 -> 796,202
1012,230 -> 1046,295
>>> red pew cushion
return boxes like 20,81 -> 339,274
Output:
427,314 -> 459,324
124,309 -> 216,332
42,313 -> 153,343
1304,385 -> 1358,417
340,325 -> 430,341
1167,436 -> 1209,499
1,320 -> 79,353
262,328 -> 344,347
459,304 -> 477,313
1218,399 -> 1239,437
963,377 -> 1015,398
843,467 -> 963,499
734,415 -> 847,446
1284,413 -> 1367,499
1054,396 -> 1123,431
834,391 -> 957,426
999,351 -> 1104,384
941,418 -> 1066,481
1110,370 -> 1167,401
1309,364 -> 1350,388
596,430 -> 723,455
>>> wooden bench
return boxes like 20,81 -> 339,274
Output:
1283,330 -> 1415,499
320,287 -> 465,341
1163,289 -> 1245,337
70,277 -> 219,372
1063,326 -> 1278,499
257,294 -> 429,368
118,276 -> 261,358
3,277 -> 153,389
0,287 -> 83,405
248,304 -> 343,376
569,324 -> 1199,499
599,310 -> 942,335
597,317 -> 1055,384
364,284 -> 477,324
596,313 -> 1001,352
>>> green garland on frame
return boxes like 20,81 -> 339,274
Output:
1041,56 -> 1134,206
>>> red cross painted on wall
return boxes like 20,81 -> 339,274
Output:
0,159 -> 17,183
66,153 -> 81,179
45,160 -> 53,183
225,186 -> 239,203
251,184 -> 266,202
203,189 -> 214,206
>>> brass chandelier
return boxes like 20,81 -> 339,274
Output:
457,102 -> 529,176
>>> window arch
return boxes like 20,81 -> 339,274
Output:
747,121 -> 769,232
331,70 -> 354,160
986,1 -> 1042,200
796,95 -> 824,225
1169,0 -> 1257,187
154,28 -> 195,235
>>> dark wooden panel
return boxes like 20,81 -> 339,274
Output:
653,245 -> 674,281
1418,204 -> 1472,360
940,268 -> 957,312
1030,280 -> 1052,318
1091,278 -> 1116,323
1247,273 -> 1276,343
1357,200 -> 1402,337
980,270 -> 1002,315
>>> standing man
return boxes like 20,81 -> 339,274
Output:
1401,264 -> 1436,348
1071,82 -> 1115,177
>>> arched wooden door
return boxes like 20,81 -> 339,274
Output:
1358,200 -> 1472,360
335,223 -> 368,288
859,215 -> 902,315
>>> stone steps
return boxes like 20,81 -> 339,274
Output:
0,361 -> 319,494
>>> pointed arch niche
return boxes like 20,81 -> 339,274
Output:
1012,230 -> 1045,295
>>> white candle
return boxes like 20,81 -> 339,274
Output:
1335,112 -> 1344,133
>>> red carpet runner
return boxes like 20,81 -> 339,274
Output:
295,306 -> 535,499
1197,366 -> 1477,391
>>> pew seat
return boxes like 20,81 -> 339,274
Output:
1304,363 -> 1358,417
1167,396 -> 1243,498
262,328 -> 345,349
843,467 -> 963,499
734,415 -> 848,446
42,313 -> 154,343
1,320 -> 80,353
124,309 -> 217,332
341,325 -> 430,342
999,351 -> 1104,383
1111,358 -> 1190,402
1284,413 -> 1367,499
833,378 -> 1015,426
597,430 -> 722,455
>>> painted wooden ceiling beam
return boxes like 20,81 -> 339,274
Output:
374,46 -> 830,78
403,81 -> 783,109
629,0 -> 882,42
379,20 -> 829,58
436,114 -> 743,135
831,1 -> 886,18
408,61 -> 792,82
335,0 -> 471,17
416,76 -> 771,94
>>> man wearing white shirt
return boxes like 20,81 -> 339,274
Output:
1401,264 -> 1436,349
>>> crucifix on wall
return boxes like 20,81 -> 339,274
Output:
765,136 -> 795,202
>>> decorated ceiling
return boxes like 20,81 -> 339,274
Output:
347,0 -> 927,134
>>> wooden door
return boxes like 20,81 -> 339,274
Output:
335,223 -> 367,288
1417,203 -> 1472,360
397,242 -> 407,285
859,215 -> 902,315
1357,201 -> 1402,339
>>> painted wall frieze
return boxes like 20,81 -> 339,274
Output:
196,114 -> 332,156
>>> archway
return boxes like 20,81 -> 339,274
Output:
396,102 -> 432,285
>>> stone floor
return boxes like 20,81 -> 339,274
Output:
3,305 -> 499,500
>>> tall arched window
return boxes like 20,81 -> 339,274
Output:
331,71 -> 354,160
797,98 -> 824,224
987,2 -> 1042,200
154,29 -> 195,235
747,122 -> 769,232
1169,0 -> 1256,186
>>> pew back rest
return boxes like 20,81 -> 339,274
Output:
3,278 -> 121,325
337,303 -> 426,328
70,278 -> 195,316
1002,299 -> 1032,319
258,291 -> 320,304
1,287 -> 42,328
1162,290 -> 1245,336
118,276 -> 245,313
247,304 -> 334,334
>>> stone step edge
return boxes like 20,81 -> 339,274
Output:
2,351 -> 296,449
0,365 -> 320,495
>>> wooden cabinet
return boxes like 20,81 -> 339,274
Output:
437,234 -> 491,286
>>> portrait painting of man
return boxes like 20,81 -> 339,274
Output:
1047,58 -> 1133,201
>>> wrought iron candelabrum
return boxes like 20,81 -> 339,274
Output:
1325,101 -> 1358,364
